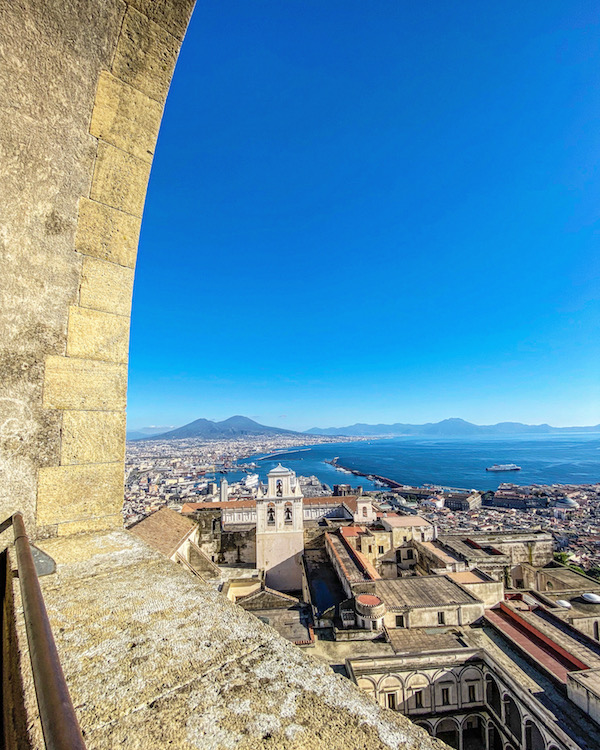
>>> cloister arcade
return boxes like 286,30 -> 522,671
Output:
353,660 -> 569,750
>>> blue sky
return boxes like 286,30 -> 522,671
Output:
128,0 -> 600,431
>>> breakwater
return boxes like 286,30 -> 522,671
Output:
325,459 -> 403,489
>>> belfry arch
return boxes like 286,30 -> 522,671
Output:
1,0 -> 195,538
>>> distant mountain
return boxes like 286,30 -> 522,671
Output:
140,415 -> 300,441
305,417 -> 600,437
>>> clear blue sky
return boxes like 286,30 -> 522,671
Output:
128,0 -> 600,431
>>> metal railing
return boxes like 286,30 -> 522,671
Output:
2,513 -> 86,750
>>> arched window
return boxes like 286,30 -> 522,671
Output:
504,696 -> 522,744
486,675 -> 501,717
525,720 -> 546,750
362,505 -> 368,517
276,480 -> 283,497
435,718 -> 459,749
488,723 -> 503,750
462,715 -> 485,750
267,504 -> 275,525
284,503 -> 293,524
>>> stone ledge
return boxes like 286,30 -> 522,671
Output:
13,531 -> 447,749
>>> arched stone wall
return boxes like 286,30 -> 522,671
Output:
0,0 -> 195,537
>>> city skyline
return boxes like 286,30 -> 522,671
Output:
129,1 -> 600,430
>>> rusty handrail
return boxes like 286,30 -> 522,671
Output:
11,513 -> 86,750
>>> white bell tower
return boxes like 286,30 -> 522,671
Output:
256,464 -> 304,591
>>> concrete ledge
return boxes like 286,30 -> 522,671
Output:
14,531 -> 447,749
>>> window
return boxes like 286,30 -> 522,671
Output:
378,545 -> 384,554
438,611 -> 445,625
362,506 -> 368,517
284,504 -> 292,524
414,690 -> 423,708
368,545 -> 372,553
387,693 -> 397,710
468,684 -> 476,702
441,687 -> 449,705
406,549 -> 414,560
267,505 -> 275,525
396,614 -> 405,627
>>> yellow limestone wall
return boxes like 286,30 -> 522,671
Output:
0,0 -> 195,538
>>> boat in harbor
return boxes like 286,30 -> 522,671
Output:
486,464 -> 521,472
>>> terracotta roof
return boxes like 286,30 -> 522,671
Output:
303,496 -> 351,506
342,497 -> 359,512
340,526 -> 365,538
129,507 -> 195,558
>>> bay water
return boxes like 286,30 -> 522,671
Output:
236,434 -> 600,492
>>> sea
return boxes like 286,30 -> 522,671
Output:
230,434 -> 600,492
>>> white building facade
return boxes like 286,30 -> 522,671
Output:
256,465 -> 304,591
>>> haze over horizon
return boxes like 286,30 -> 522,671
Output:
128,1 -> 600,432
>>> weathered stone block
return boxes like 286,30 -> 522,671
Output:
90,71 -> 162,162
57,514 -> 122,536
61,411 -> 126,465
90,142 -> 151,217
126,0 -> 196,40
67,306 -> 129,364
37,462 -> 124,525
43,356 -> 127,411
112,8 -> 179,103
79,256 -> 135,316
75,197 -> 141,268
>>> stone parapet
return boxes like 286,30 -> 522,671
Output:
13,531 -> 446,749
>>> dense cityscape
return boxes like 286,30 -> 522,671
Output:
125,435 -> 600,571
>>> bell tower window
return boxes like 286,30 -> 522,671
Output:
267,504 -> 275,525
284,503 -> 293,524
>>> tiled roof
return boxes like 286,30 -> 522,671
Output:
129,507 -> 195,557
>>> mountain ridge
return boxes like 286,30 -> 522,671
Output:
305,417 -> 600,436
133,415 -> 300,440
128,415 -> 600,440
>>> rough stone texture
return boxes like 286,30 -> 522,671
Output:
90,142 -> 152,217
75,198 -> 141,268
61,411 -> 126,465
113,7 -> 181,103
13,531 -> 446,749
127,0 -> 195,40
90,71 -> 163,162
67,306 -> 130,364
79,256 -> 135,316
43,356 -> 128,411
0,0 -> 124,533
37,462 -> 124,525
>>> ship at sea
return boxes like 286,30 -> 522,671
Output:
486,463 -> 521,472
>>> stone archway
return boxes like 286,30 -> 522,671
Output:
486,674 -> 502,718
504,695 -> 522,745
1,0 -> 195,538
525,719 -> 546,750
435,717 -> 460,749
462,714 -> 486,750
